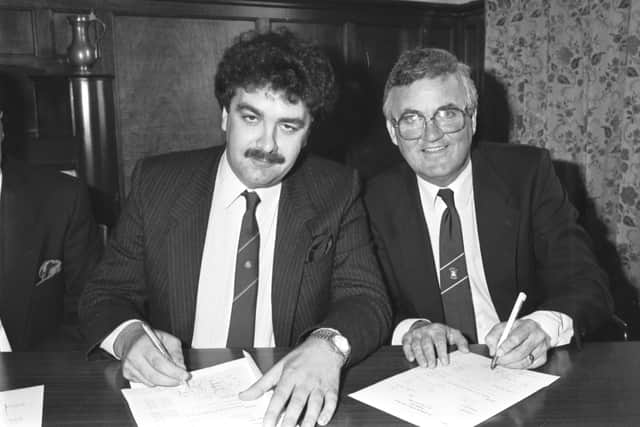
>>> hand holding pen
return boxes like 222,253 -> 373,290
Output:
140,322 -> 191,387
490,292 -> 526,369
140,322 -> 172,359
115,321 -> 191,387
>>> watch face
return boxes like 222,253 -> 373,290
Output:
333,335 -> 350,353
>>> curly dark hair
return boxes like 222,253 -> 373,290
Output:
214,28 -> 337,120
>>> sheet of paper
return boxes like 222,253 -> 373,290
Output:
0,385 -> 44,427
122,352 -> 269,427
350,351 -> 559,427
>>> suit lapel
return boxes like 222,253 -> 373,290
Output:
392,165 -> 444,321
471,148 -> 520,320
0,164 -> 42,349
166,149 -> 221,344
271,162 -> 315,345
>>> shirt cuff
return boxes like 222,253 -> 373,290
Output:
100,319 -> 142,359
522,310 -> 574,347
391,318 -> 430,345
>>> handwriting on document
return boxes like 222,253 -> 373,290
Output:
350,351 -> 559,427
122,353 -> 269,427
0,385 -> 44,427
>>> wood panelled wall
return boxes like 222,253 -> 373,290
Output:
0,0 -> 484,207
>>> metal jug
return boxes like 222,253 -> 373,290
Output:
66,11 -> 106,73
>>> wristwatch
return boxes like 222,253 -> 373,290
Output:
310,328 -> 351,363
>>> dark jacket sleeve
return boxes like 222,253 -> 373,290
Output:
526,148 -> 613,340
27,171 -> 101,351
78,161 -> 149,353
368,216 -> 409,329
62,178 -> 102,320
308,171 -> 392,364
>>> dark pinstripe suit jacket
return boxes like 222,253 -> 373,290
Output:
79,146 -> 391,364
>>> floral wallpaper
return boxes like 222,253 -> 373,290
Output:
485,1 -> 640,318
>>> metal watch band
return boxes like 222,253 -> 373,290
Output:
310,329 -> 351,361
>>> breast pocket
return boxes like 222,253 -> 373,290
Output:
305,234 -> 334,264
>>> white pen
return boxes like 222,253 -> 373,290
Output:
490,292 -> 527,369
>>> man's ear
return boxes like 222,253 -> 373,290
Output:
471,108 -> 477,135
301,117 -> 313,149
300,131 -> 310,151
221,107 -> 228,132
385,119 -> 399,146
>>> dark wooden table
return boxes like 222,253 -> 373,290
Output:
1,342 -> 639,426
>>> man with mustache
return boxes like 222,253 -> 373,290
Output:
79,29 -> 391,427
365,47 -> 611,370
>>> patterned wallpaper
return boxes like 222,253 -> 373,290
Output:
485,0 -> 640,321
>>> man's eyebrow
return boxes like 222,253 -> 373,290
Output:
235,102 -> 262,116
435,102 -> 463,111
399,103 -> 463,118
279,117 -> 307,127
234,102 -> 307,126
399,108 -> 423,116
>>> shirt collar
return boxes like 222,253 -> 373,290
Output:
216,149 -> 281,209
416,158 -> 473,210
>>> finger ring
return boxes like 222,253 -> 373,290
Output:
528,353 -> 535,364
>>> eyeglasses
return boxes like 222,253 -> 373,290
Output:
391,106 -> 471,141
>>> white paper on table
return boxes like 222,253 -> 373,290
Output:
122,351 -> 269,427
349,351 -> 559,427
0,385 -> 44,427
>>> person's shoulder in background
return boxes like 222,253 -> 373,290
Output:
2,157 -> 102,351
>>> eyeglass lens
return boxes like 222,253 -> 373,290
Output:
397,107 -> 466,140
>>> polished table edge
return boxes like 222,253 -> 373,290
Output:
1,342 -> 639,426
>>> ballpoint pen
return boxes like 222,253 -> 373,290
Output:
141,322 -> 190,387
141,322 -> 171,358
490,292 -> 527,369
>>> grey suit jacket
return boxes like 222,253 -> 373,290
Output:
79,147 -> 391,364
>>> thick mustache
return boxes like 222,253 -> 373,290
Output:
245,148 -> 285,164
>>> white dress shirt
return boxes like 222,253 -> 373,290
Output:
191,151 -> 279,348
391,160 -> 574,347
0,170 -> 11,352
101,151 -> 280,356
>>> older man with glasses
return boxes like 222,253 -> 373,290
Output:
364,47 -> 612,370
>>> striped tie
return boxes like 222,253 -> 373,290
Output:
227,190 -> 260,348
438,188 -> 477,343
